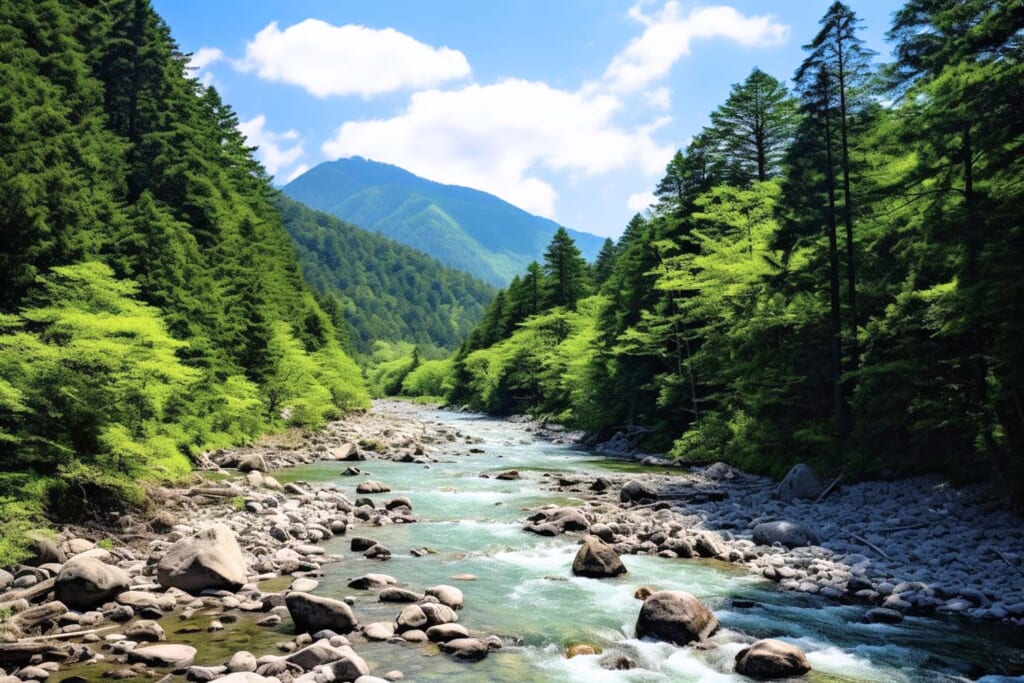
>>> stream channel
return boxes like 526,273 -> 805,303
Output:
276,408 -> 1024,682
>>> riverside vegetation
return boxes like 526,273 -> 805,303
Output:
424,1 -> 1024,501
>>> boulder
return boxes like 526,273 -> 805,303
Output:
426,624 -> 469,642
324,650 -> 370,681
523,507 -> 588,535
362,622 -> 395,641
734,639 -> 811,679
752,521 -> 819,549
776,464 -> 824,502
566,644 -> 600,658
572,536 -> 627,578
420,602 -> 458,626
378,587 -> 421,603
635,590 -> 719,646
495,470 -> 520,480
157,525 -> 247,593
236,454 -> 267,473
356,481 -> 390,494
125,619 -> 165,642
127,644 -> 197,669
210,674 -> 273,683
692,531 -> 727,559
227,651 -> 258,673
54,556 -> 131,609
424,585 -> 463,609
395,605 -> 427,632
286,593 -> 358,634
347,574 -> 396,590
286,639 -> 364,674
620,480 -> 659,504
438,638 -> 490,661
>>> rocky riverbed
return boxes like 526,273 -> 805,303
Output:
1,401 -> 1023,682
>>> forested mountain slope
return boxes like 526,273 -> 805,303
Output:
277,195 -> 495,355
0,0 -> 367,560
445,4 -> 1024,495
283,156 -> 605,285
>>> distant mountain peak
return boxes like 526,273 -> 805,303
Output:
284,158 -> 604,286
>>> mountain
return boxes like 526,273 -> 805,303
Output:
283,157 -> 606,286
276,195 -> 495,355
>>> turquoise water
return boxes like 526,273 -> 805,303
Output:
281,410 -> 1024,682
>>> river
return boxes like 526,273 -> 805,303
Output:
273,407 -> 1024,682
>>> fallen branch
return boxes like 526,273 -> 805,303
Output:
17,625 -> 118,642
993,548 -> 1024,575
0,578 -> 55,605
815,471 -> 845,503
852,534 -> 890,560
878,522 -> 929,533
184,487 -> 241,498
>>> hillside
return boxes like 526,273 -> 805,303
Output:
283,157 -> 605,285
0,0 -> 367,558
277,195 -> 495,355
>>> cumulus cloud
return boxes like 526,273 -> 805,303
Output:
321,79 -> 674,218
189,47 -> 225,70
238,115 -> 305,179
605,2 -> 789,92
627,191 -> 657,212
238,19 -> 471,98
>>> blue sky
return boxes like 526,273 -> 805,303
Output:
154,1 -> 903,238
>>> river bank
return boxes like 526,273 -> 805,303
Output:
1,401 -> 1022,682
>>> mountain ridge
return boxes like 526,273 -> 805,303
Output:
283,157 -> 605,285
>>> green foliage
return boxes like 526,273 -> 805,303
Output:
0,0 -> 369,548
278,196 -> 495,354
453,0 -> 1024,494
283,156 -> 605,285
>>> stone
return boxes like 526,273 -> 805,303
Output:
378,587 -> 421,603
495,470 -> 520,480
227,651 -> 258,673
424,585 -> 463,609
350,538 -> 377,552
356,481 -> 390,494
212,674 -> 277,683
395,605 -> 427,632
53,556 -> 131,609
620,480 -> 659,503
692,531 -> 727,559
734,639 -> 812,679
420,602 -> 458,626
752,521 -> 819,549
865,607 -> 904,624
290,578 -> 319,593
157,525 -> 247,594
124,619 -> 165,642
286,592 -> 358,634
572,536 -> 627,578
384,497 -> 413,511
635,591 -> 719,646
236,454 -> 267,473
566,644 -> 600,658
323,649 -> 370,681
362,622 -> 395,641
286,639 -> 364,673
347,574 -> 396,590
523,507 -> 589,535
438,638 -> 490,661
776,464 -> 825,502
127,644 -> 197,669
425,624 -> 469,642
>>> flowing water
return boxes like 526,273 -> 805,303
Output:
281,409 -> 1024,682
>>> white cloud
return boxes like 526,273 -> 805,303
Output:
238,115 -> 306,180
189,47 -> 225,70
284,163 -> 311,184
644,86 -> 671,110
627,191 -> 657,212
321,79 -> 674,218
605,2 -> 789,92
238,19 -> 471,98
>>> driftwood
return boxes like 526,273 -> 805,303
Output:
184,487 -> 242,498
0,640 -> 72,664
17,624 -> 117,642
852,533 -> 891,560
815,471 -> 845,503
878,522 -> 929,533
0,577 -> 55,605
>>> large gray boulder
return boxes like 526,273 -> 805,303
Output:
752,521 -> 819,549
285,592 -> 358,634
438,637 -> 490,661
127,644 -> 197,669
425,584 -> 464,609
523,507 -> 588,535
286,639 -> 366,675
572,536 -> 627,578
157,525 -> 247,593
734,639 -> 812,679
53,556 -> 131,609
635,590 -> 719,646
620,480 -> 659,504
776,464 -> 824,502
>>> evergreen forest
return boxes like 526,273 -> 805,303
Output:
443,1 -> 1024,496
0,0 -> 371,560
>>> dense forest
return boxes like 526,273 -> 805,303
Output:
0,0 -> 369,561
278,195 -> 495,356
443,1 -> 1024,493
